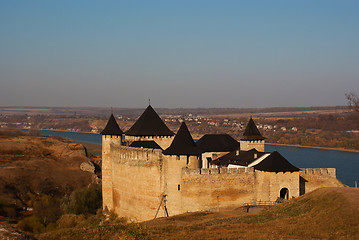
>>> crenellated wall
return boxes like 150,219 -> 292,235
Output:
180,167 -> 299,212
299,168 -> 345,194
108,145 -> 166,221
180,167 -> 256,212
240,140 -> 265,152
124,135 -> 174,150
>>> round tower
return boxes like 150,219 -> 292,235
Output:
162,121 -> 202,216
100,114 -> 123,212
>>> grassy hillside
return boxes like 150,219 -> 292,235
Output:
0,130 -> 101,236
37,187 -> 359,240
0,131 -> 94,203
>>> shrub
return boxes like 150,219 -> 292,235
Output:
33,194 -> 62,225
62,185 -> 102,216
18,215 -> 44,233
56,214 -> 86,228
0,198 -> 18,218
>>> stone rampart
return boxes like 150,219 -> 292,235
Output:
111,145 -> 163,165
300,168 -> 336,177
182,167 -> 255,175
299,168 -> 345,195
180,167 -> 256,213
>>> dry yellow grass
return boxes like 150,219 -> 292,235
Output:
0,133 -> 94,202
36,187 -> 359,240
144,187 -> 359,239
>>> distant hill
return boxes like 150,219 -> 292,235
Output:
0,106 -> 346,117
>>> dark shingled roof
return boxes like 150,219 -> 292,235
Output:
125,105 -> 174,136
241,117 -> 265,140
254,151 -> 300,173
163,122 -> 202,156
129,141 -> 162,150
212,149 -> 266,167
100,114 -> 123,135
196,134 -> 239,153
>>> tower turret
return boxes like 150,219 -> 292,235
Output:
240,117 -> 265,152
163,122 -> 202,168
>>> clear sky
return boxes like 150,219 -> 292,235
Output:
0,0 -> 358,108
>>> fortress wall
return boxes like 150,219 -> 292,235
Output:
148,136 -> 173,150
104,141 -> 341,222
299,168 -> 345,194
179,167 -> 256,212
255,171 -> 300,201
109,145 -> 165,222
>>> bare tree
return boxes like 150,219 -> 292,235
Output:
345,92 -> 359,113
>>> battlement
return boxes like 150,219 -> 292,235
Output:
300,168 -> 336,178
103,135 -> 122,139
182,167 -> 255,176
110,144 -> 163,164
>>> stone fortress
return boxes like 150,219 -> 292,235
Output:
101,105 -> 344,221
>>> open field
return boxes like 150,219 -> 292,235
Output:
210,108 -> 348,119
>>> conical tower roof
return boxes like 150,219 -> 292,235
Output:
125,105 -> 174,136
163,122 -> 202,155
100,114 -> 123,135
241,117 -> 265,140
253,151 -> 300,173
196,134 -> 239,152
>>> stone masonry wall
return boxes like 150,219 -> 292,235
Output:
299,168 -> 345,195
109,145 -> 165,222
240,140 -> 265,152
180,168 -> 257,212
255,170 -> 300,201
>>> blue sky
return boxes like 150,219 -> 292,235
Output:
0,0 -> 358,108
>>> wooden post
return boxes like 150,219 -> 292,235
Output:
217,196 -> 219,212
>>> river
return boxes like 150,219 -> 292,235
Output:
30,130 -> 359,187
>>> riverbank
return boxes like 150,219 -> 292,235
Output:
7,128 -> 359,186
266,142 -> 359,153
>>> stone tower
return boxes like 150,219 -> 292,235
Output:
163,121 -> 202,168
100,114 -> 123,211
162,122 -> 202,216
240,117 -> 265,152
